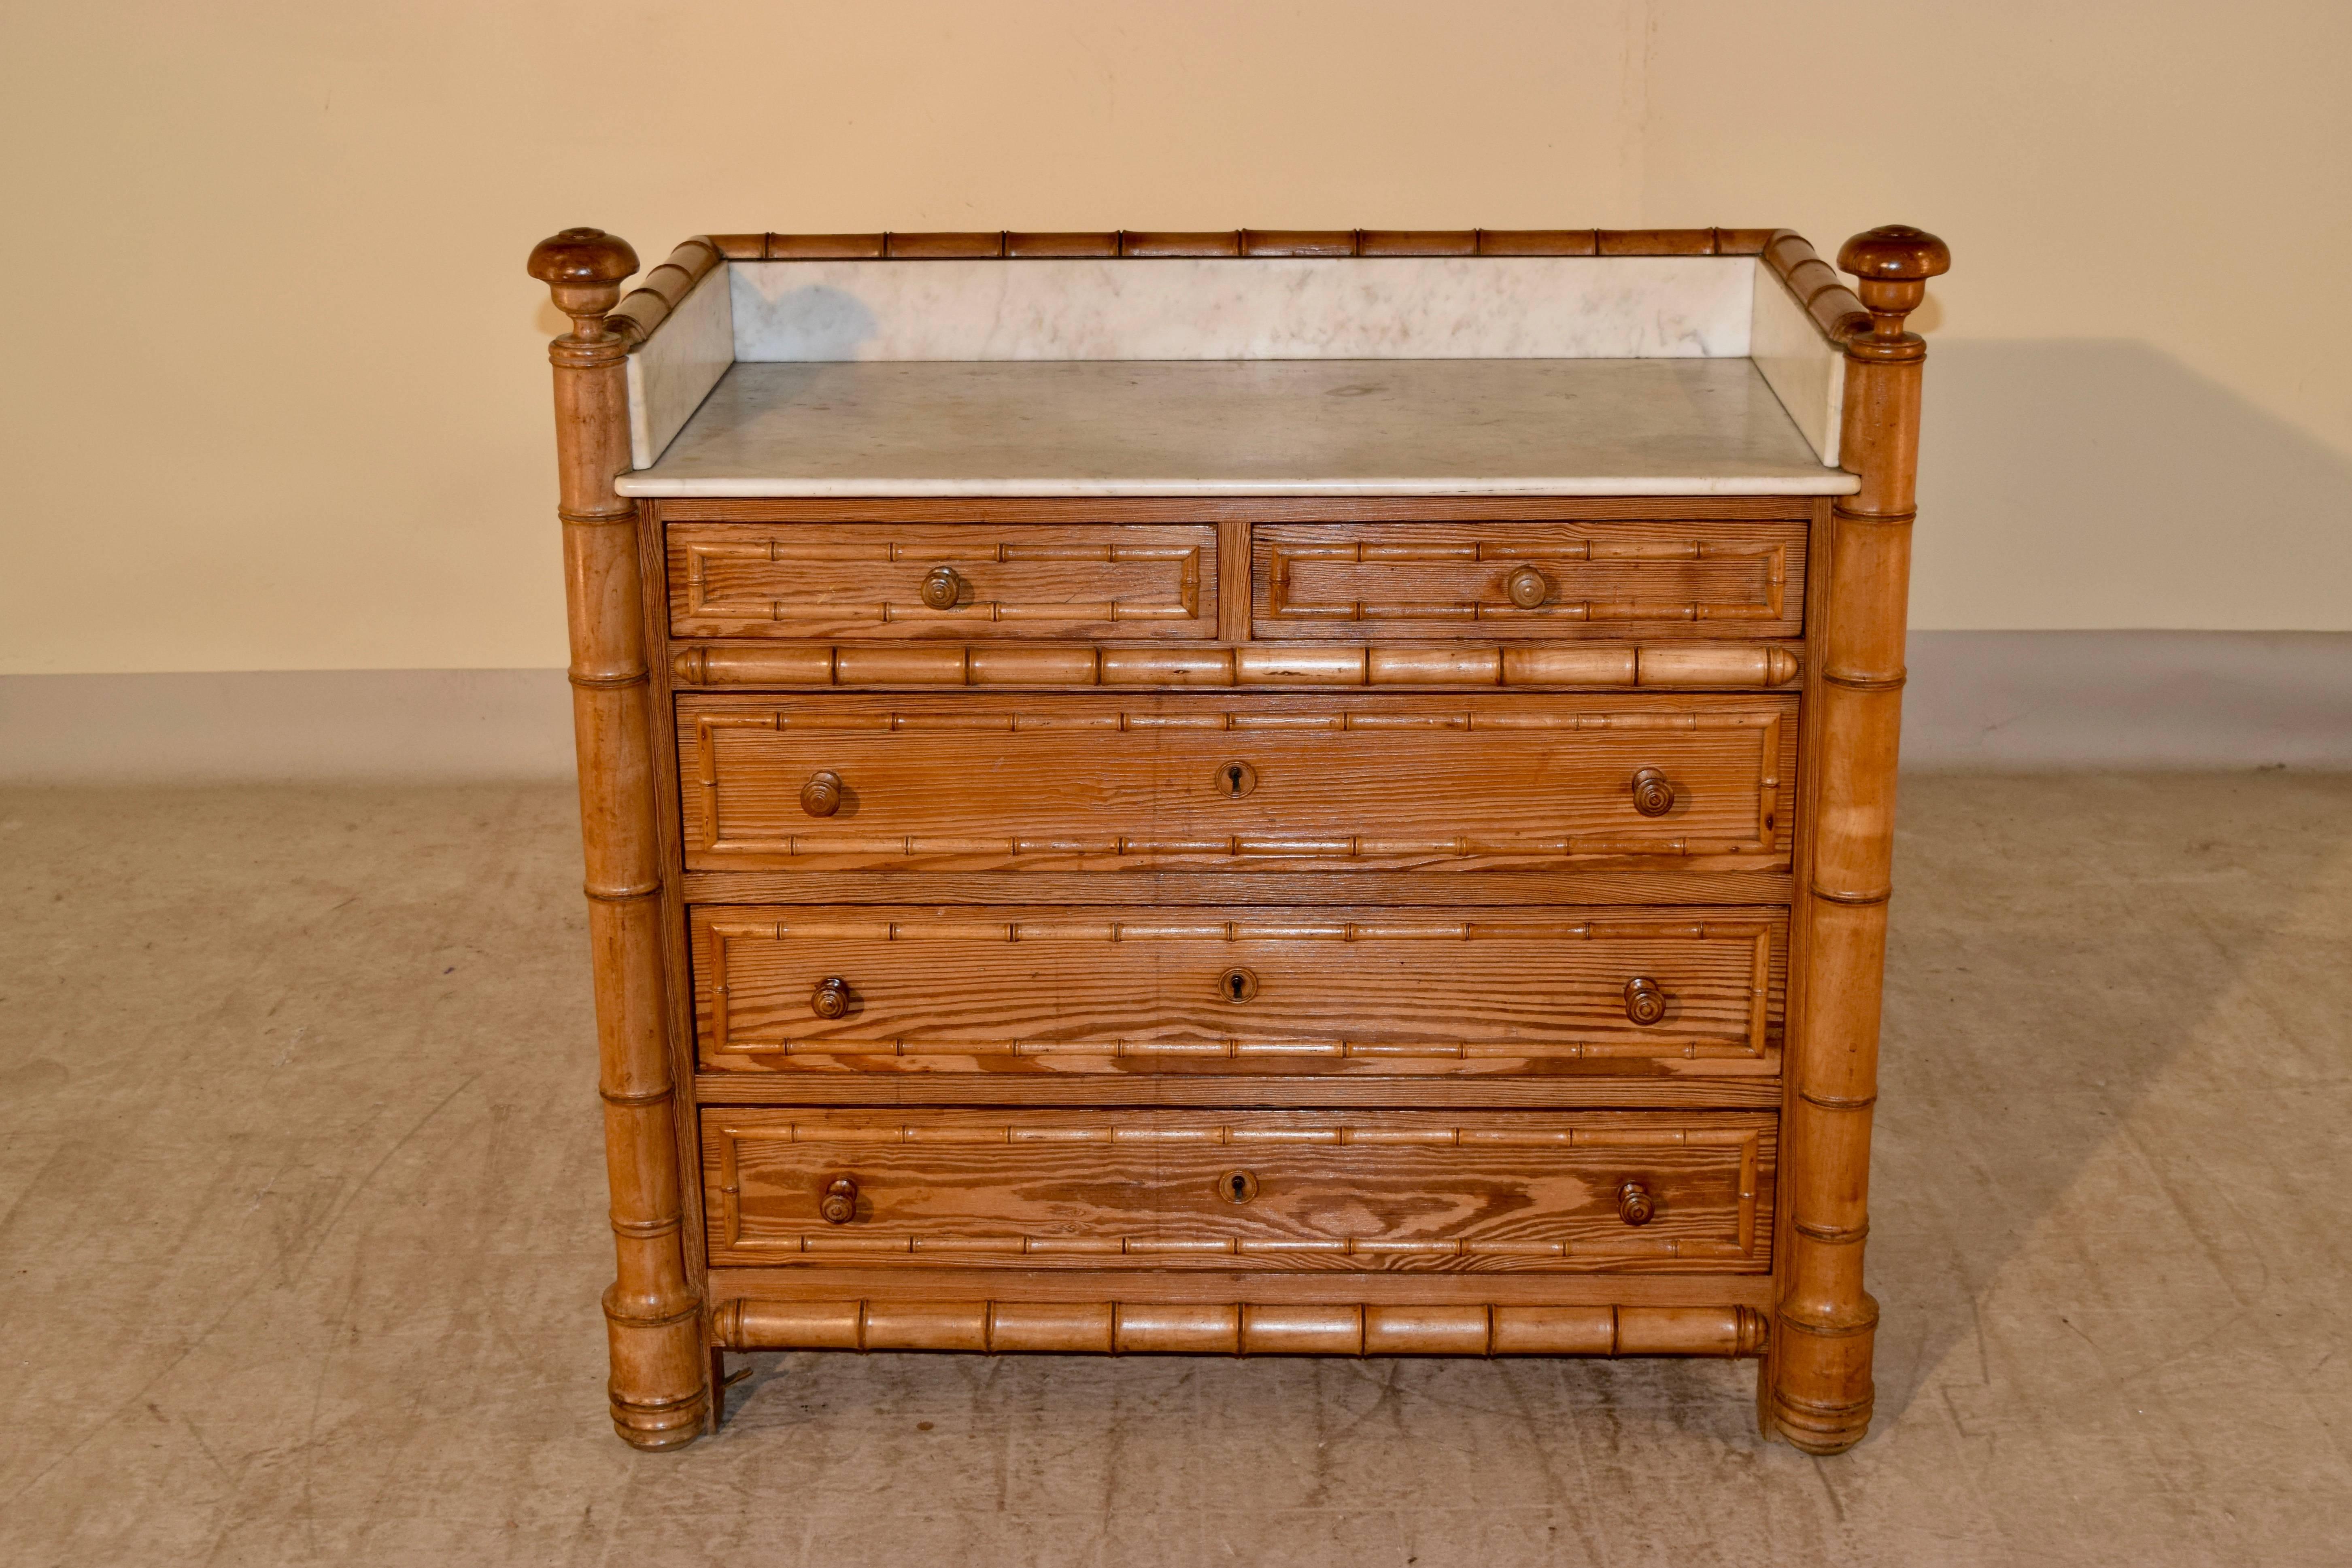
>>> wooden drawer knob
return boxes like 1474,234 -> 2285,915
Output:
800,770 -> 843,817
810,976 -> 851,1019
1617,1180 -> 1655,1227
819,1176 -> 859,1225
1623,976 -> 1667,1026
919,565 -> 964,610
1629,767 -> 1676,817
1504,565 -> 1550,608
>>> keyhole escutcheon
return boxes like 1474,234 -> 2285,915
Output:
1218,966 -> 1260,1004
1219,1169 -> 1260,1204
1215,759 -> 1258,799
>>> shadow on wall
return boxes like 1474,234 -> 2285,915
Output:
1914,339 -> 2352,632
1901,339 -> 2352,769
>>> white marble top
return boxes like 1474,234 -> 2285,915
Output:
614,358 -> 1859,498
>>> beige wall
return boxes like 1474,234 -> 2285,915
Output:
4,1 -> 2346,675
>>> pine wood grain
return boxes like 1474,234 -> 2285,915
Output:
667,523 -> 1216,641
1254,521 -> 1805,640
688,904 -> 1784,1076
675,693 -> 1797,874
703,1109 -> 1773,1274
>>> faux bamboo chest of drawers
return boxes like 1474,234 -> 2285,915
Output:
527,220 -> 1950,1453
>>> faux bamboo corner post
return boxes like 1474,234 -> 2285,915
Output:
1767,224 -> 1951,1454
528,227 -> 708,1450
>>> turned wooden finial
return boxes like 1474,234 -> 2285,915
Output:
1836,225 -> 1950,353
528,226 -> 640,335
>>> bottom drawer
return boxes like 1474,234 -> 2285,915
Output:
704,1109 -> 1772,1273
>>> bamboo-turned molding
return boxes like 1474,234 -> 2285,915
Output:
606,227 -> 1868,352
714,1299 -> 1770,1357
673,642 -> 1801,690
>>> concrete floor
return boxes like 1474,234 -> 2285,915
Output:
2,774 -> 2348,1566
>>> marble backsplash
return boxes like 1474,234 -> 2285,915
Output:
625,261 -> 734,470
727,256 -> 1756,363
1746,258 -> 1843,465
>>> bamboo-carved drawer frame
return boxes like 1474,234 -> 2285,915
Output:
678,699 -> 1791,872
693,910 -> 1779,1067
671,523 -> 1214,640
1257,531 -> 1794,632
704,1114 -> 1769,1270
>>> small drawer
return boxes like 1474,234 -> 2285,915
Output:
675,692 -> 1797,873
703,1108 -> 1774,1272
1254,520 -> 1805,640
692,905 -> 1784,1075
668,522 -> 1216,640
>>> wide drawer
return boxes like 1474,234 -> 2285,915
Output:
676,693 -> 1796,873
692,905 -> 1784,1076
703,1109 -> 1774,1272
1254,519 -> 1805,640
668,522 -> 1216,640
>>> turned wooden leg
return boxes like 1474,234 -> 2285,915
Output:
1768,226 -> 1950,1454
529,228 -> 708,1450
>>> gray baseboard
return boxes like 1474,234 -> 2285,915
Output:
2,633 -> 2346,784
1902,631 -> 2352,769
0,668 -> 576,785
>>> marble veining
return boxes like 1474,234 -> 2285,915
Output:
728,257 -> 1755,363
615,358 -> 1861,498
625,261 -> 735,469
1746,259 -> 1844,466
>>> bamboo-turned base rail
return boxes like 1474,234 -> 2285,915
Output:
715,1299 -> 1768,1357
674,641 -> 1800,690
